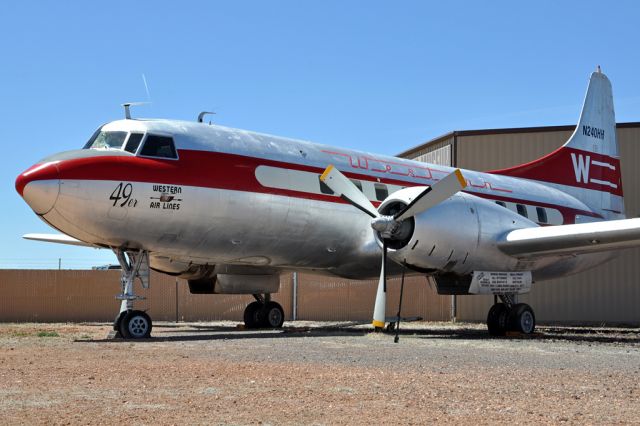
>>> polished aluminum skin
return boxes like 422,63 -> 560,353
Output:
19,118 -> 604,283
17,70 -> 632,292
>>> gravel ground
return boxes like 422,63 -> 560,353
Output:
0,321 -> 638,425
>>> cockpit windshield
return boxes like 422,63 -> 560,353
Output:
83,131 -> 128,150
82,126 -> 176,159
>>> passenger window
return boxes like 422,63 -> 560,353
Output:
140,135 -> 178,159
516,204 -> 528,218
124,133 -> 144,154
350,179 -> 363,192
495,201 -> 506,208
374,183 -> 388,201
536,207 -> 548,223
318,176 -> 334,195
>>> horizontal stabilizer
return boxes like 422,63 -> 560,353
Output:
498,218 -> 640,258
23,233 -> 99,248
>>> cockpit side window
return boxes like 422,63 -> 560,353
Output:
139,134 -> 178,159
84,131 -> 128,150
83,128 -> 102,149
124,133 -> 144,154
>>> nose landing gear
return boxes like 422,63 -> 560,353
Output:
486,294 -> 536,336
243,294 -> 285,329
117,309 -> 152,339
112,249 -> 152,339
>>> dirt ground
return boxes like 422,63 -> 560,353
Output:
0,321 -> 638,425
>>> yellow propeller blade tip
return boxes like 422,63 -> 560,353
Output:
320,164 -> 334,182
372,320 -> 385,328
454,169 -> 466,188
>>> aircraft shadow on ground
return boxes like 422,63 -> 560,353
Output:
80,328 -> 366,344
76,323 -> 640,344
409,327 -> 640,344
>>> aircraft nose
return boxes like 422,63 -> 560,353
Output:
15,162 -> 61,215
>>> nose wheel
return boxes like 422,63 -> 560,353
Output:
243,294 -> 285,329
111,249 -> 153,339
116,310 -> 152,339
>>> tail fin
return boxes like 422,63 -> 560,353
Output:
491,68 -> 624,220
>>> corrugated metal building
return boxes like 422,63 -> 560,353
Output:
398,122 -> 640,325
0,270 -> 450,323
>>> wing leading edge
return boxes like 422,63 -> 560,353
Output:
23,233 -> 99,248
498,218 -> 640,258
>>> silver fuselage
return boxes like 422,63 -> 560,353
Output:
22,119 -> 614,281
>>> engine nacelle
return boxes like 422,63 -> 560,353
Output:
378,188 -> 535,276
149,256 -> 280,295
214,274 -> 280,294
187,274 -> 280,294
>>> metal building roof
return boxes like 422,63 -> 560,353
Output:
398,122 -> 640,158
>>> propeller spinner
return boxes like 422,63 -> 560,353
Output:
320,165 -> 467,329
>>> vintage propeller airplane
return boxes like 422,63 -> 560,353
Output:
16,68 -> 640,338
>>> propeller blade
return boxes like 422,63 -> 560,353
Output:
320,165 -> 379,218
394,169 -> 466,222
372,239 -> 387,328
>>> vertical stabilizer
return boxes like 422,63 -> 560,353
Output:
491,69 -> 624,220
565,67 -> 618,157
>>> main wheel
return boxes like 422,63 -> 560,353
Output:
121,310 -> 152,339
487,303 -> 509,336
243,301 -> 263,329
261,301 -> 285,328
508,303 -> 536,334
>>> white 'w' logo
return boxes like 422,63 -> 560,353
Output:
570,153 -> 590,184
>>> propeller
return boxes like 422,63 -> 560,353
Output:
320,165 -> 466,329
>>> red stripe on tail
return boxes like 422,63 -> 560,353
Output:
489,146 -> 623,197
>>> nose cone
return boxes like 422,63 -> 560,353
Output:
16,162 -> 61,215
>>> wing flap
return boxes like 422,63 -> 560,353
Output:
498,218 -> 640,258
23,233 -> 99,248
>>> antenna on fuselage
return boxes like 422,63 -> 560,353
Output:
142,74 -> 152,101
121,102 -> 150,120
198,111 -> 216,124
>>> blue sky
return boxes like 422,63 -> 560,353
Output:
2,1 -> 639,268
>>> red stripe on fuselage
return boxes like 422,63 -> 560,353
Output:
57,150 -> 416,190
52,149 -> 596,223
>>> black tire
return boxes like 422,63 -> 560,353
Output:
508,303 -> 536,334
243,301 -> 263,329
121,310 -> 152,339
487,303 -> 509,336
114,310 -> 128,334
261,301 -> 285,328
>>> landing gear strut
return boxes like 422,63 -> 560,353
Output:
486,294 -> 536,336
113,249 -> 152,339
243,294 -> 285,329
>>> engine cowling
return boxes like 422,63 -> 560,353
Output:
377,188 -> 534,276
187,274 -> 280,295
149,256 -> 280,295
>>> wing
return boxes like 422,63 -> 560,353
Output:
23,233 -> 100,248
498,218 -> 640,258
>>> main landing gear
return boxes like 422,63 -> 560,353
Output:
486,294 -> 536,336
243,294 -> 285,329
113,249 -> 153,339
